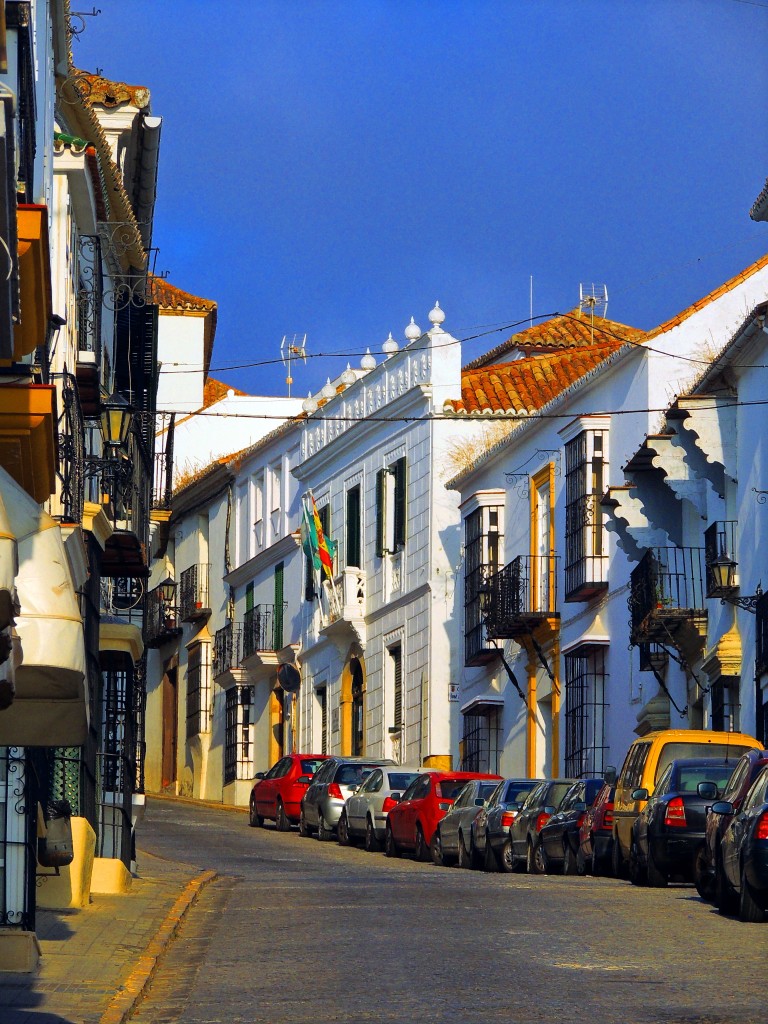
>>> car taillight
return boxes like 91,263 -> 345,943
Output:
501,811 -> 517,828
535,812 -> 551,832
664,796 -> 686,827
602,804 -> 614,828
576,812 -> 586,828
328,783 -> 343,799
438,801 -> 452,811
381,797 -> 398,813
755,812 -> 768,840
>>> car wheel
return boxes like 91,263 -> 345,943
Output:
716,853 -> 738,916
317,811 -> 333,842
337,811 -> 351,846
365,816 -> 381,853
501,838 -> 517,873
693,844 -> 714,902
575,844 -> 588,877
298,808 -> 311,838
457,831 -> 472,869
629,840 -> 646,887
275,800 -> 291,833
646,844 -> 667,888
483,837 -> 499,872
385,823 -> 400,858
248,798 -> 264,828
739,863 -> 765,922
527,837 -> 545,875
414,825 -> 430,862
563,840 -> 578,876
431,829 -> 445,867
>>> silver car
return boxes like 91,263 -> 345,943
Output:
299,757 -> 393,841
338,765 -> 426,851
432,778 -> 501,868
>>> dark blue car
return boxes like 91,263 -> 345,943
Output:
713,764 -> 768,922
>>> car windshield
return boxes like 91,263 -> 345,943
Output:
676,765 -> 734,794
437,779 -> 476,800
503,781 -> 537,805
300,759 -> 324,774
478,782 -> 499,801
548,783 -> 573,808
387,772 -> 419,791
337,765 -> 376,786
656,743 -> 753,782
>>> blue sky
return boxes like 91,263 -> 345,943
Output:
74,0 -> 768,401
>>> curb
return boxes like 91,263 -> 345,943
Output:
149,791 -> 249,815
99,868 -> 218,1024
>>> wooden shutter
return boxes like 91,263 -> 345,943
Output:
393,457 -> 407,550
375,469 -> 387,557
346,485 -> 361,567
274,562 -> 284,649
392,644 -> 402,729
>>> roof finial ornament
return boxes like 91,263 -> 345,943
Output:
428,301 -> 445,328
321,378 -> 336,400
404,316 -> 421,342
302,391 -> 318,415
361,348 -> 376,371
341,363 -> 356,386
382,331 -> 399,358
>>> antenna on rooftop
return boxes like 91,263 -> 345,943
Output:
280,334 -> 307,397
579,283 -> 608,342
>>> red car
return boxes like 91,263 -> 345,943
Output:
577,782 -> 615,876
249,754 -> 330,830
385,769 -> 502,861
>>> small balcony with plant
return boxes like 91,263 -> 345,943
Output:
629,546 -> 707,648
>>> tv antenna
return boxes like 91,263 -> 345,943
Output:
280,334 -> 307,397
579,283 -> 608,342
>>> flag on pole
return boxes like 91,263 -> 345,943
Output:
301,499 -> 320,573
311,495 -> 335,580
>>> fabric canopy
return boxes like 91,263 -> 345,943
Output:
0,481 -> 19,631
0,465 -> 87,746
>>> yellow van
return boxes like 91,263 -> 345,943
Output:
609,729 -> 761,876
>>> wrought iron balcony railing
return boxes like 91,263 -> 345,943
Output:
179,564 -> 211,622
629,546 -> 707,646
213,622 -> 243,678
152,412 -> 175,511
143,583 -> 183,649
243,604 -> 284,659
484,554 -> 559,640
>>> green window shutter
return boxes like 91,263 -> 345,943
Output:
393,457 -> 407,550
346,485 -> 361,567
245,581 -> 254,613
274,562 -> 284,649
375,469 -> 387,557
392,644 -> 402,729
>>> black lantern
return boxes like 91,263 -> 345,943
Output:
158,575 -> 177,606
711,551 -> 738,593
100,391 -> 133,450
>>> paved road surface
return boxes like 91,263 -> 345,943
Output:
130,797 -> 765,1024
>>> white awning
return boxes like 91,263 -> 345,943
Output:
0,466 -> 87,746
0,480 -> 19,631
460,694 -> 505,715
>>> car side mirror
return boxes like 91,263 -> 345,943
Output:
697,781 -> 718,800
604,766 -> 617,785
297,775 -> 312,785
544,805 -> 556,815
389,793 -> 401,803
631,788 -> 648,801
711,800 -> 734,815
254,772 -> 265,780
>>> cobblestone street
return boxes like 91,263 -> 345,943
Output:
126,798 -> 765,1024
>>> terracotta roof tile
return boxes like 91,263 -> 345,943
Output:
450,341 -> 622,416
464,312 -> 644,370
147,275 -> 217,313
79,73 -> 151,110
203,378 -> 248,408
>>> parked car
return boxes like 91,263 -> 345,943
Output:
628,757 -> 735,888
299,757 -> 393,840
249,754 -> 330,830
696,748 -> 768,900
338,765 -> 425,851
577,782 -> 615,876
608,729 -> 760,877
509,779 -> 575,874
712,763 -> 768,921
385,770 -> 501,861
431,778 -> 502,868
473,778 -> 540,872
539,777 -> 604,875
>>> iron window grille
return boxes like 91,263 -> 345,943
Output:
77,233 -> 103,359
98,654 -> 135,866
0,746 -> 36,931
464,505 -> 504,665
55,370 -> 86,525
317,686 -> 328,754
628,546 -> 706,646
564,645 -> 608,778
564,430 -> 608,601
710,677 -> 740,734
179,564 -> 211,621
242,604 -> 285,658
484,553 -> 559,638
213,622 -> 243,677
224,686 -> 254,785
152,412 -> 176,511
186,640 -> 211,739
391,644 -> 403,731
460,708 -> 501,774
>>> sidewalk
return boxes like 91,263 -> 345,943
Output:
0,849 -> 215,1024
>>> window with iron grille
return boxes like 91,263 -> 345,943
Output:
316,685 -> 328,754
460,708 -> 501,774
224,686 -> 254,784
564,430 -> 608,601
274,563 -> 284,649
389,644 -> 403,730
710,677 -> 740,734
464,504 -> 503,665
564,645 -> 608,777
186,640 -> 211,739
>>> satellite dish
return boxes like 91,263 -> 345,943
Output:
277,663 -> 301,693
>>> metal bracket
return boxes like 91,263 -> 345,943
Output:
488,639 -> 527,707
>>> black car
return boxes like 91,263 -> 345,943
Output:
713,763 -> 768,921
509,778 -> 575,874
629,757 -> 735,888
472,778 -> 539,872
539,777 -> 604,875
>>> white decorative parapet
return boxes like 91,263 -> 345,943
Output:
332,566 -> 366,623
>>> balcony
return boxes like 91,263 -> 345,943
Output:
484,554 -> 559,641
319,567 -> 367,649
143,583 -> 183,649
629,546 -> 707,649
179,564 -> 211,622
213,622 -> 243,678
243,604 -> 283,660
75,235 -> 103,417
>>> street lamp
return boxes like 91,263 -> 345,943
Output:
99,391 -> 133,451
157,575 -> 178,629
710,550 -> 762,613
